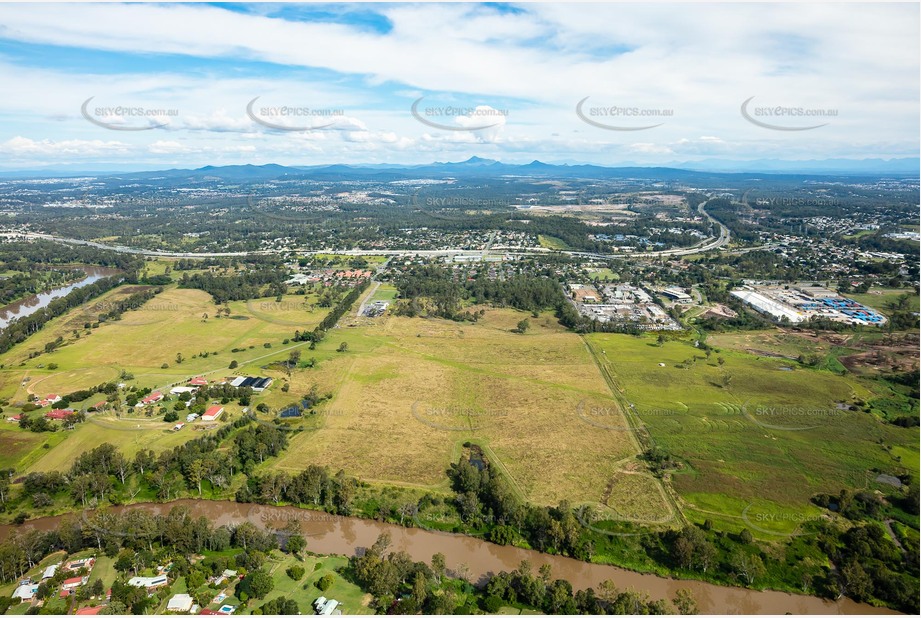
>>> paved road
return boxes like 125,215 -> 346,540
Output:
355,281 -> 381,317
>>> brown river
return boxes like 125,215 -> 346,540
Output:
0,267 -> 121,330
0,500 -> 898,615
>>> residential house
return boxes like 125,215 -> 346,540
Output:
62,576 -> 88,591
127,575 -> 168,590
65,557 -> 95,572
141,392 -> 164,405
12,584 -> 38,602
167,594 -> 195,613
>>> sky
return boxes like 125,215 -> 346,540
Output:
0,2 -> 918,171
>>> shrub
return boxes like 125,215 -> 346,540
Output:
316,574 -> 335,591
285,566 -> 305,581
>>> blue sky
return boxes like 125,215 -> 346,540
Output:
0,2 -> 917,170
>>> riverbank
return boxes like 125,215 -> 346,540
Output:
0,499 -> 899,615
0,266 -> 121,330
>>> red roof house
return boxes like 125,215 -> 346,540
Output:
141,392 -> 163,405
62,576 -> 86,590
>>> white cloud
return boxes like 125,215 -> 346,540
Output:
0,136 -> 130,156
0,3 -> 914,166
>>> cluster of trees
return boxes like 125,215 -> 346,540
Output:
0,240 -> 142,272
350,533 -> 479,614
350,532 -> 698,615
181,383 -> 255,409
393,266 -> 581,330
483,560 -> 697,614
94,286 -> 162,324
0,416 -> 290,514
294,280 -> 369,345
178,269 -> 289,303
0,274 -> 124,355
0,267 -> 82,306
235,464 -> 359,516
256,596 -> 299,614
17,409 -> 85,433
446,454 -> 591,560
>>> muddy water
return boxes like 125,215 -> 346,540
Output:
0,500 -> 898,615
0,267 -> 120,329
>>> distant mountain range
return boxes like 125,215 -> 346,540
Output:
0,156 -> 917,181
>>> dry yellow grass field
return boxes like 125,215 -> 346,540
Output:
273,308 -> 645,507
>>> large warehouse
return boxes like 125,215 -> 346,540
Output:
730,289 -> 806,323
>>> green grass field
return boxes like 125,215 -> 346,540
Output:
256,552 -> 372,615
0,287 -> 325,400
0,285 -> 331,474
584,331 -> 919,537
847,288 -> 920,315
587,268 -> 620,281
368,284 -> 398,302
537,235 -> 568,250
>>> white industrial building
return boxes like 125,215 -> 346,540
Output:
730,289 -> 805,323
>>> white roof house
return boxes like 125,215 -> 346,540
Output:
13,584 -> 38,601
128,575 -> 168,589
42,563 -> 60,580
167,593 -> 194,613
320,599 -> 340,615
